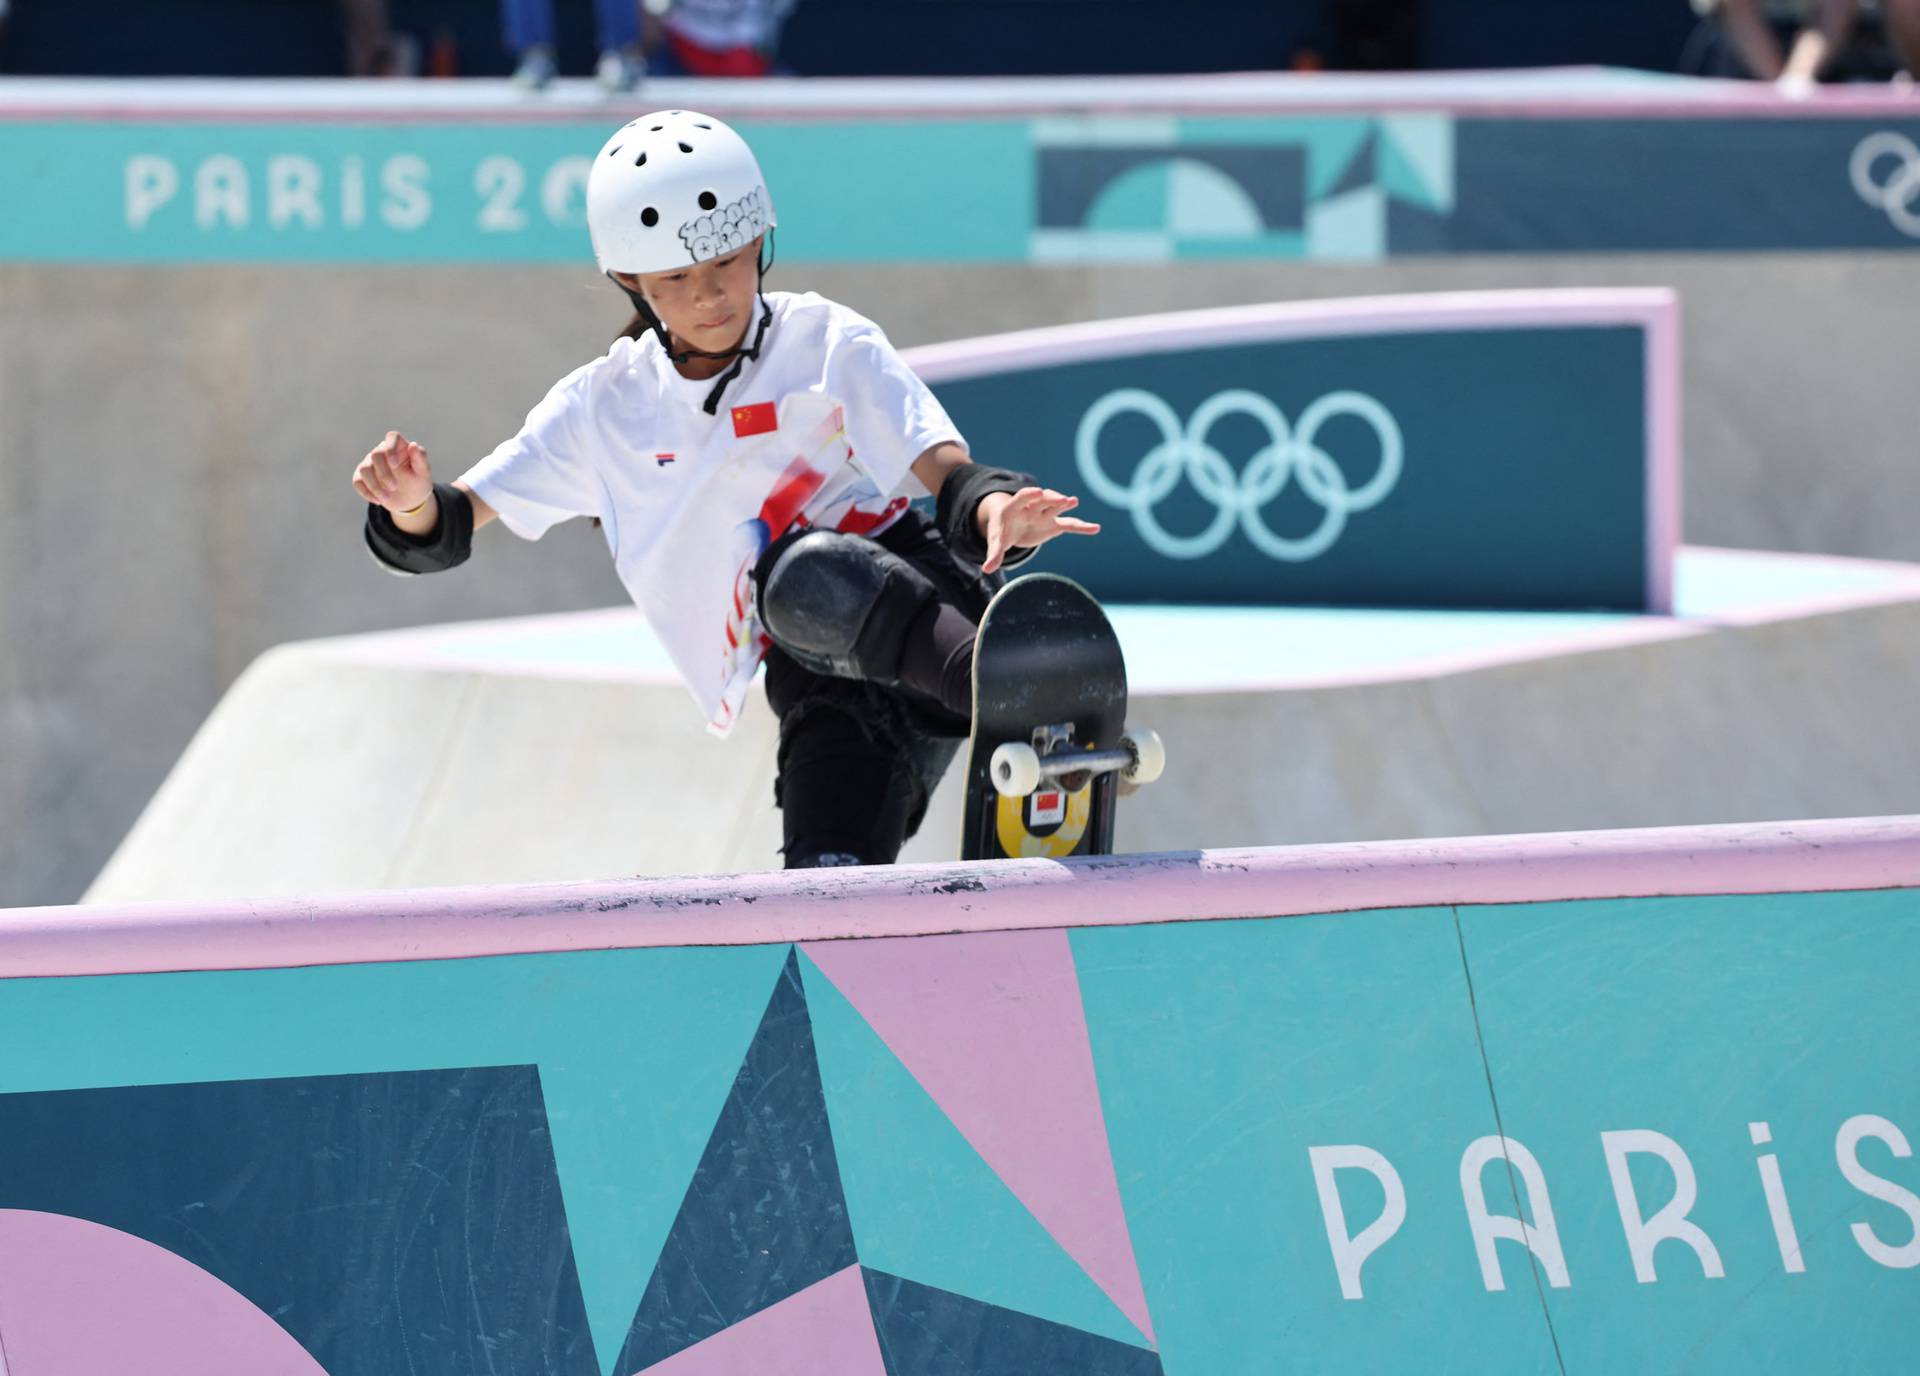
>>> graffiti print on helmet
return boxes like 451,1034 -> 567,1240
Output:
680,185 -> 770,262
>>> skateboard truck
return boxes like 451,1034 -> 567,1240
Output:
990,722 -> 1166,798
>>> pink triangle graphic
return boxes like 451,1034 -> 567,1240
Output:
801,929 -> 1156,1345
630,1264 -> 884,1376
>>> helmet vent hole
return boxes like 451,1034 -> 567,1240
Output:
698,191 -> 718,210
678,141 -> 694,153
607,144 -> 622,158
694,122 -> 712,129
650,125 -> 663,132
641,207 -> 659,227
633,151 -> 647,167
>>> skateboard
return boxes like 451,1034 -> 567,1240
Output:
960,573 -> 1165,861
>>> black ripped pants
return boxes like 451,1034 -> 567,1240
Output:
765,510 -> 997,869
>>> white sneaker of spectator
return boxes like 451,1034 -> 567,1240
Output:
596,45 -> 646,93
513,43 -> 558,90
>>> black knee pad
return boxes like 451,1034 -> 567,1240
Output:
755,529 -> 938,683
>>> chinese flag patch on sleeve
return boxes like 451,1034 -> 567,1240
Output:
731,401 -> 778,438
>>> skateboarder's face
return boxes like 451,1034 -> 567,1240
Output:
614,237 -> 762,361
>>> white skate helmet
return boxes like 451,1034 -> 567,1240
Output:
587,111 -> 776,275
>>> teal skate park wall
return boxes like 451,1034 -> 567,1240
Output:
910,290 -> 1678,611
1,817 -> 1917,1373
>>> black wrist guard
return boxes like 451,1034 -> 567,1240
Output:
936,462 -> 1041,568
364,483 -> 475,575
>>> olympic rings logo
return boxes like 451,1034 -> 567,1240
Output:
1850,132 -> 1920,238
1074,387 -> 1404,563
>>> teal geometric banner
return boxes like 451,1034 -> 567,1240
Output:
1031,114 -> 1453,261
0,886 -> 1914,1372
0,118 -> 1031,263
7,108 -> 1918,263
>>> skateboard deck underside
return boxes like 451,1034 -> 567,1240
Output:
961,574 -> 1128,861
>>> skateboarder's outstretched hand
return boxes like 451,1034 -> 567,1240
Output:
353,431 -> 435,515
979,486 -> 1101,575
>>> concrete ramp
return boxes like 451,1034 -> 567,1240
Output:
87,545 -> 1920,903
6,817 -> 1920,1373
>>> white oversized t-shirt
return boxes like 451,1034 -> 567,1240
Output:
463,291 -> 965,736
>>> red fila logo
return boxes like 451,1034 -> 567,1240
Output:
731,401 -> 778,438
655,453 -> 676,466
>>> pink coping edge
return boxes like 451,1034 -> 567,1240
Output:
905,288 -> 1682,616
901,289 -> 1679,383
2,69 -> 1917,122
8,99 -> 1920,124
1,816 -> 1916,981
1645,295 -> 1683,615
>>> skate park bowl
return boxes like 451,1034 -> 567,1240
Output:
9,72 -> 1920,909
82,284 -> 1920,901
8,816 -> 1920,1373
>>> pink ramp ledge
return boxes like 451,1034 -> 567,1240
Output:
8,70 -> 1920,122
902,289 -> 1677,382
804,929 -> 1156,1343
0,1210 -> 328,1376
631,1265 -> 884,1376
1,817 -> 1918,980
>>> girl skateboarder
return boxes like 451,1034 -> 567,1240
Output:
352,110 -> 1098,868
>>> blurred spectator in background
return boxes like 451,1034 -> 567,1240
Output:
1887,0 -> 1920,73
340,0 -> 414,77
1697,0 -> 1920,87
646,0 -> 798,77
505,0 -> 646,90
1330,0 -> 1422,70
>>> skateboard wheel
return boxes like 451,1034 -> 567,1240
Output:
1123,728 -> 1166,785
991,742 -> 1042,797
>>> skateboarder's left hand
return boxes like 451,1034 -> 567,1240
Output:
979,487 -> 1101,575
